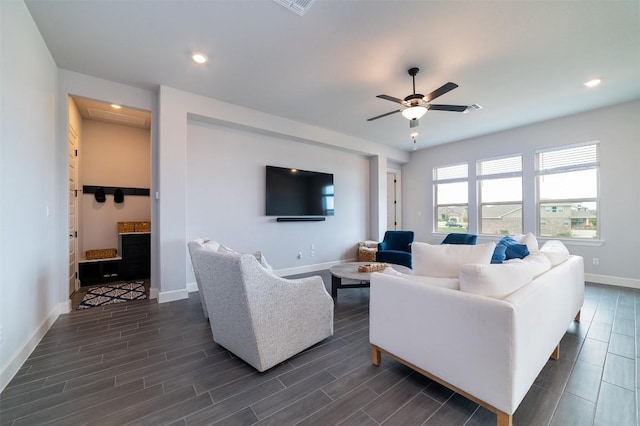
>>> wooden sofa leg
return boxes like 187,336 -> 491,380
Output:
550,343 -> 560,360
371,344 -> 381,366
496,411 -> 512,426
575,310 -> 581,322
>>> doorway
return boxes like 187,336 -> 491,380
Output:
387,171 -> 401,230
68,96 -> 152,307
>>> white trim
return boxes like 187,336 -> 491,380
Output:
59,300 -> 71,314
585,273 -> 640,290
0,305 -> 60,392
150,287 -> 159,300
274,258 -> 357,277
187,281 -> 198,293
157,288 -> 189,304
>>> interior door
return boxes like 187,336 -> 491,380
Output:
68,125 -> 79,296
386,172 -> 401,230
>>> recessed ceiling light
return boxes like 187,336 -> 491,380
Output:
110,104 -> 122,109
584,79 -> 601,88
192,53 -> 208,64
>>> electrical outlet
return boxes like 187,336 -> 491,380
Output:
592,258 -> 599,266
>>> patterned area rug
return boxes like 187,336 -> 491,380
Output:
77,281 -> 147,310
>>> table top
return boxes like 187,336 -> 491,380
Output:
329,262 -> 412,281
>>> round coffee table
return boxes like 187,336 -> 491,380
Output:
329,262 -> 412,299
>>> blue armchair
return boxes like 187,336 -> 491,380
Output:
375,231 -> 415,268
441,233 -> 477,245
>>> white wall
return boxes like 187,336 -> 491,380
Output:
403,100 -> 640,286
81,120 -> 151,252
0,0 -> 59,390
186,119 -> 369,278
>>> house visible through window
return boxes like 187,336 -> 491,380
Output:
434,163 -> 468,233
536,142 -> 599,239
478,155 -> 522,235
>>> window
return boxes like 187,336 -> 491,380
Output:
536,142 -> 599,239
477,155 -> 522,235
434,163 -> 468,233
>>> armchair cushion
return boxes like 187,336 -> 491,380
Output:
377,231 -> 414,252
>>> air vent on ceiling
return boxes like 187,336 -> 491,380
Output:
273,0 -> 316,16
87,108 -> 147,127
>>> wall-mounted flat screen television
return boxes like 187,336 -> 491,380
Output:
266,165 -> 334,216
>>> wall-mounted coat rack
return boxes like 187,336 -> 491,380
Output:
82,185 -> 150,196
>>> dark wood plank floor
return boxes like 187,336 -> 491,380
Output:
1,272 -> 637,425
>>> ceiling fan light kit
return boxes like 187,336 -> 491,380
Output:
401,106 -> 428,120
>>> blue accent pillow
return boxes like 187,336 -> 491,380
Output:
498,236 -> 530,260
491,245 -> 507,264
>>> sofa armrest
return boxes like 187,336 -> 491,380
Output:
370,272 -> 516,413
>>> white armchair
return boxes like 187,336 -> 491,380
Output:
189,240 -> 334,372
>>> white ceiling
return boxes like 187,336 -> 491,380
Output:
25,0 -> 640,151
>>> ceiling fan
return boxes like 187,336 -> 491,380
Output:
367,67 -> 471,128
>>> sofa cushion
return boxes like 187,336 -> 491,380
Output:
382,267 -> 460,290
498,236 -> 530,260
412,242 -> 495,278
491,245 -> 507,264
540,240 -> 570,266
516,252 -> 551,277
459,260 -> 534,299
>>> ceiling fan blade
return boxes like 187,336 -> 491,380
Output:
367,109 -> 402,121
423,82 -> 458,102
376,94 -> 405,105
409,118 -> 419,128
428,104 -> 468,112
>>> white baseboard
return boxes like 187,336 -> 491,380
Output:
274,258 -> 357,277
58,300 -> 71,314
150,287 -> 159,300
0,305 -> 60,393
585,273 -> 640,290
157,288 -> 189,304
186,281 -> 198,293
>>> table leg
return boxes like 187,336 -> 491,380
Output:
331,274 -> 341,299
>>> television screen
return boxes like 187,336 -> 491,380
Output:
266,166 -> 334,216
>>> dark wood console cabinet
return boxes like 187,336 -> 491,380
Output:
119,233 -> 151,280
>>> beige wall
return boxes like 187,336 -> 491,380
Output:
80,120 -> 151,253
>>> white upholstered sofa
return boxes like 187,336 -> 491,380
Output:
370,237 -> 584,426
188,239 -> 334,372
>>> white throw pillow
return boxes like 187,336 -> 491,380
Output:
201,239 -> 221,252
518,252 -> 551,277
412,242 -> 496,278
382,267 -> 459,290
459,261 -> 534,299
217,243 -> 240,255
540,240 -> 570,266
519,232 -> 539,253
253,251 -> 274,272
